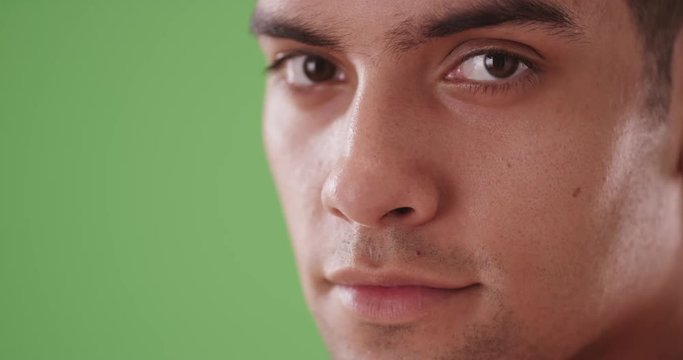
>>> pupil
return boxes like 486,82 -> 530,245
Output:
303,56 -> 337,82
484,54 -> 519,78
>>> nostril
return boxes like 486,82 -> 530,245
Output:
389,207 -> 414,217
330,207 -> 347,220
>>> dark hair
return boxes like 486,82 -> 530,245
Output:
625,0 -> 683,119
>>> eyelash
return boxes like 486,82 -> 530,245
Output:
265,51 -> 309,72
265,48 -> 541,95
452,49 -> 540,95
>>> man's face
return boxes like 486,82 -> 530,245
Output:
256,0 -> 683,358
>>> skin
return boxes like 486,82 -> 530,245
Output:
255,0 -> 683,358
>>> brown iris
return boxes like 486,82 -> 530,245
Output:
303,55 -> 338,83
484,53 -> 521,79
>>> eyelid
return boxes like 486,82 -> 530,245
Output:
446,53 -> 533,85
266,50 -> 307,72
265,49 -> 347,74
439,39 -> 545,80
459,49 -> 536,71
438,41 -> 545,100
265,50 -> 349,94
446,49 -> 536,84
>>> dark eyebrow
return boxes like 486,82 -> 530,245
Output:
423,0 -> 581,40
251,0 -> 582,52
250,8 -> 344,50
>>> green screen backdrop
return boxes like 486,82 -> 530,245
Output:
0,1 -> 328,359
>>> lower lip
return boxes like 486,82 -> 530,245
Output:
334,284 -> 476,324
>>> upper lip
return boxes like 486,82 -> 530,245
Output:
326,267 -> 479,289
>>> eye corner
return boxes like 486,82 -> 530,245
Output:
265,50 -> 306,73
266,51 -> 348,90
439,47 -> 544,102
445,50 -> 537,83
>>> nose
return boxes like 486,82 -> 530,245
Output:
321,83 -> 441,229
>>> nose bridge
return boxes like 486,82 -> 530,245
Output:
348,94 -> 396,163
321,69 -> 439,228
344,64 -> 426,181
346,67 -> 419,163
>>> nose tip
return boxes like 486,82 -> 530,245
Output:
321,166 -> 439,228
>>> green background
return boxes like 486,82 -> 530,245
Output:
0,1 -> 327,359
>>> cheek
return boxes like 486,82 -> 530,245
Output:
465,32 -> 644,298
473,133 -> 614,295
262,94 -> 338,270
449,100 -> 634,344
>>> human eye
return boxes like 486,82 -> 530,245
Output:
266,52 -> 346,89
444,48 -> 540,96
453,52 -> 529,82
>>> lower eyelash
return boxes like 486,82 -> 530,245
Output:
458,70 -> 540,96
444,47 -> 543,96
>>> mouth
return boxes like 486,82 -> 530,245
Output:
327,269 -> 481,324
